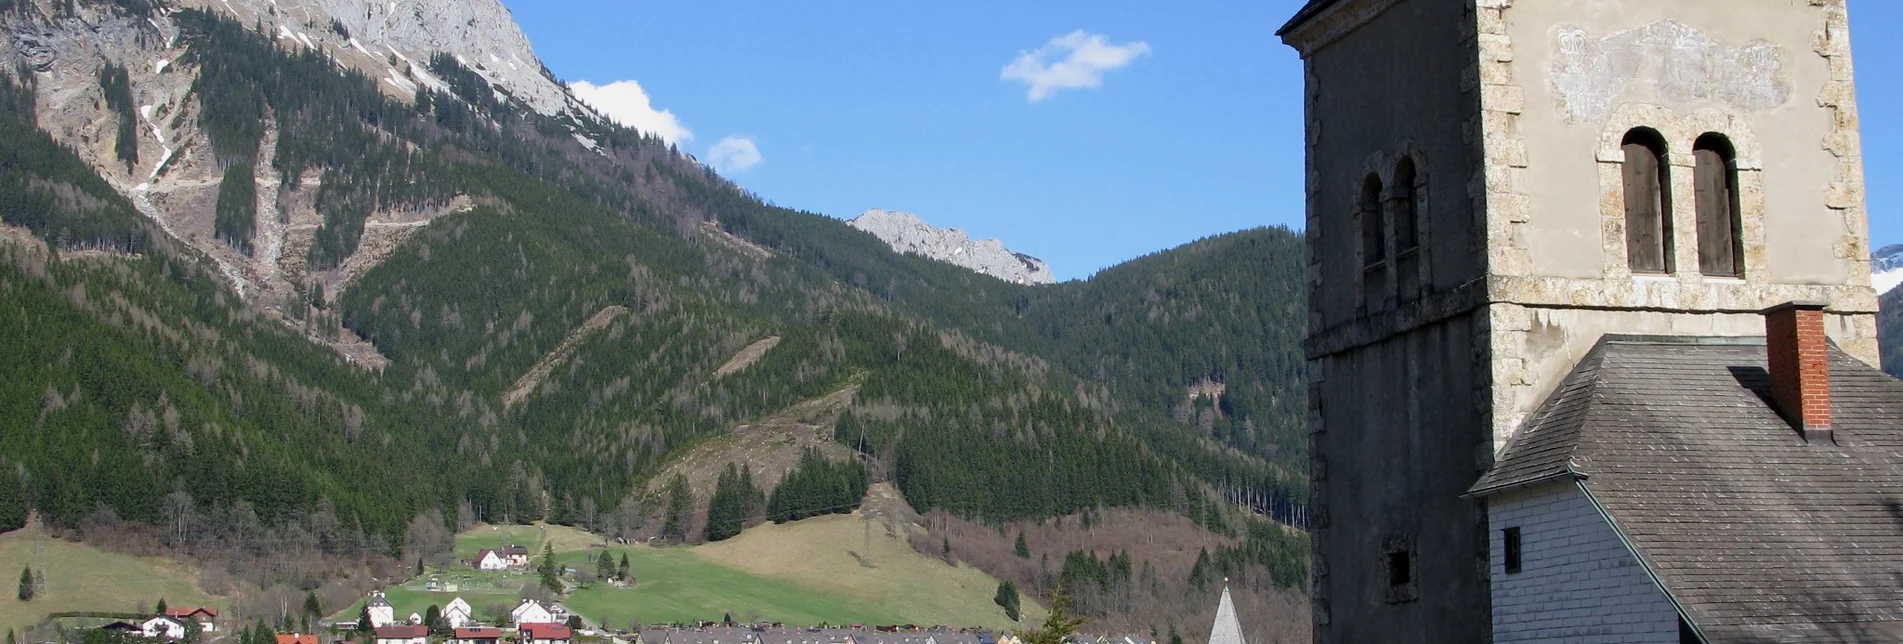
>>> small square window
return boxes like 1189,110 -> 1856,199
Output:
1503,527 -> 1523,574
1386,550 -> 1411,587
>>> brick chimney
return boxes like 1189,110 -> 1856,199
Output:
1762,301 -> 1831,441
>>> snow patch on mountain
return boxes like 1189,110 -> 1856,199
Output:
848,209 -> 1055,285
1873,243 -> 1903,295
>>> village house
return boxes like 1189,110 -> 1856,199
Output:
519,623 -> 573,644
443,597 -> 475,629
165,607 -> 218,633
375,625 -> 430,644
367,591 -> 397,628
500,545 -> 532,568
472,549 -> 510,571
509,599 -> 556,626
452,627 -> 504,644
140,615 -> 186,640
275,634 -> 320,644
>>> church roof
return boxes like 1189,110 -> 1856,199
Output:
1471,335 -> 1903,641
1206,585 -> 1246,644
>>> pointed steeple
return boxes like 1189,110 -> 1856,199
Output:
1207,582 -> 1246,644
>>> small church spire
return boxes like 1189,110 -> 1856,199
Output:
1207,581 -> 1246,644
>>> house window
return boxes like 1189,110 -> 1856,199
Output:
1622,128 -> 1674,274
1503,527 -> 1522,574
1393,159 -> 1419,253
1693,133 -> 1742,277
1360,174 -> 1386,269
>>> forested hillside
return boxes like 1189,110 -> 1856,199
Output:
0,0 -> 1312,636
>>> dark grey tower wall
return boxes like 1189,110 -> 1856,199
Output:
1285,1 -> 1494,642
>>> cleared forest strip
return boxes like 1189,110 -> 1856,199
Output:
501,305 -> 629,408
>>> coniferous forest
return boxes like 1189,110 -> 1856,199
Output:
0,1 -> 1315,627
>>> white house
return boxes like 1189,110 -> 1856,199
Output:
367,591 -> 397,628
407,613 -> 423,626
504,545 -> 532,568
473,549 -> 509,571
375,625 -> 429,644
443,597 -> 475,629
140,616 -> 186,640
510,599 -> 555,626
164,607 -> 218,633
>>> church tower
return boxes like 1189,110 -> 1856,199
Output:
1277,1 -> 1879,641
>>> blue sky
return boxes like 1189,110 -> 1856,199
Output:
504,1 -> 1900,281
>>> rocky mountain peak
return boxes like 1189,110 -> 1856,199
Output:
847,209 -> 1055,285
186,0 -> 588,118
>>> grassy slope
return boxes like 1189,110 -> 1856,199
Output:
0,524 -> 224,635
690,514 -> 1045,630
343,519 -> 1031,630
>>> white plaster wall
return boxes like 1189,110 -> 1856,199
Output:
1506,0 -> 1852,285
1489,484 -> 1678,643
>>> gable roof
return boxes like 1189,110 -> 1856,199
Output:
165,607 -> 217,619
375,626 -> 429,639
455,628 -> 504,639
1473,336 -> 1903,641
520,623 -> 573,640
276,634 -> 320,644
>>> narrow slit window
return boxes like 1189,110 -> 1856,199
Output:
1693,133 -> 1742,277
1361,174 -> 1386,268
1503,527 -> 1522,574
1386,550 -> 1411,587
1622,128 -> 1674,274
1394,159 -> 1419,252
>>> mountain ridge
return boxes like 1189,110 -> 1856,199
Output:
847,208 -> 1056,285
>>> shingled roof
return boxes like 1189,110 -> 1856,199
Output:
1472,335 -> 1903,642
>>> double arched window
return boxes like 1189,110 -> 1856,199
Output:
1359,157 -> 1426,305
1620,128 -> 1741,277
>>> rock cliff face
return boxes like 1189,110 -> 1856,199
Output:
196,0 -> 589,118
848,209 -> 1055,285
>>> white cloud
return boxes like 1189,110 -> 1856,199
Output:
707,136 -> 763,173
1001,30 -> 1151,102
569,79 -> 693,144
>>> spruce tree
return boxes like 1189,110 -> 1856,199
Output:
156,598 -> 168,615
617,553 -> 630,581
303,592 -> 322,627
993,581 -> 1020,621
1015,532 -> 1030,558
537,543 -> 560,594
1019,583 -> 1084,644
595,551 -> 614,580
16,566 -> 31,601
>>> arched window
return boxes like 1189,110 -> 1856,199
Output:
1693,133 -> 1742,277
1621,128 -> 1673,274
1393,159 -> 1420,253
1361,174 -> 1386,269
